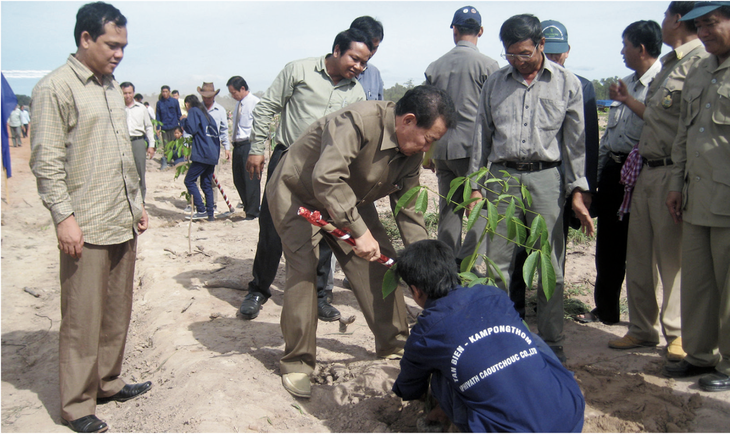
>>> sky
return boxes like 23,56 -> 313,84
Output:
1,1 -> 671,98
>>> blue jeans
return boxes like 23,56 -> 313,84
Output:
184,162 -> 215,215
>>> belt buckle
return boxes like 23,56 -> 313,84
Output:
515,162 -> 530,171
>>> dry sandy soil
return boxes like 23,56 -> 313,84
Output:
2,133 -> 730,433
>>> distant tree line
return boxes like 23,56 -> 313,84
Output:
15,94 -> 31,106
384,76 -> 622,103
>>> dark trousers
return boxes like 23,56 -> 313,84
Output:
184,162 -> 215,216
592,160 -> 629,323
232,140 -> 261,218
248,145 -> 332,299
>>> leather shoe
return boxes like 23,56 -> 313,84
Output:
62,415 -> 108,433
282,373 -> 311,398
239,292 -> 266,320
698,371 -> 730,392
97,381 -> 151,404
663,359 -> 716,378
317,298 -> 341,322
666,337 -> 686,362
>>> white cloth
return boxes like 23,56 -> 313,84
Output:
233,93 -> 260,142
125,101 -> 155,147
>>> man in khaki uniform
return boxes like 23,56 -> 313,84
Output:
267,86 -> 455,398
664,1 -> 730,392
607,2 -> 708,361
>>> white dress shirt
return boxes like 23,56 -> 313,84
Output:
233,93 -> 260,142
125,101 -> 155,147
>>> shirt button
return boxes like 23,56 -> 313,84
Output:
525,105 -> 529,109
706,103 -> 711,108
522,140 -> 526,143
700,127 -> 705,132
524,123 -> 528,126
696,176 -> 701,181
712,79 -> 717,84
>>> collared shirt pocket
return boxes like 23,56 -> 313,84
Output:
683,85 -> 703,127
660,77 -> 682,117
537,98 -> 566,131
712,83 -> 730,125
710,170 -> 730,216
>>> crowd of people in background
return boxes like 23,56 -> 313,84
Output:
17,0 -> 730,432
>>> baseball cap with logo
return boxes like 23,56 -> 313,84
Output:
542,20 -> 569,54
451,6 -> 482,28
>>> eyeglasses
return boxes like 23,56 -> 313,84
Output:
501,45 -> 538,61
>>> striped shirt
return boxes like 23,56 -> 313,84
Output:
30,54 -> 143,245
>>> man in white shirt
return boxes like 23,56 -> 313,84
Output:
227,76 -> 261,220
121,82 -> 155,200
198,82 -> 231,211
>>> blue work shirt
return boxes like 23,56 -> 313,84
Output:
156,97 -> 181,131
393,285 -> 585,433
357,64 -> 384,101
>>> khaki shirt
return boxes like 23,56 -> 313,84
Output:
469,55 -> 589,194
250,55 -> 366,155
639,40 -> 707,160
598,59 -> 662,173
425,40 -> 499,160
30,55 -> 142,245
266,101 -> 428,252
125,101 -> 156,147
670,54 -> 730,227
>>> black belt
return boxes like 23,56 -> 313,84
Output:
130,135 -> 145,140
233,139 -> 250,148
643,157 -> 673,167
501,161 -> 561,172
608,151 -> 629,164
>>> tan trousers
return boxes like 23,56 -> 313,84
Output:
625,165 -> 682,343
59,237 -> 137,420
681,223 -> 730,375
279,203 -> 409,375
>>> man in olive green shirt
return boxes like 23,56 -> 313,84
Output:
606,2 -> 707,360
663,1 -> 730,392
239,28 -> 370,322
29,2 -> 151,432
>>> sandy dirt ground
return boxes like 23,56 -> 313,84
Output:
2,133 -> 730,433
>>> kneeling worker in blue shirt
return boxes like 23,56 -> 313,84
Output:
392,240 -> 585,432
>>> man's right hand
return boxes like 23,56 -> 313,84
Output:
353,229 -> 381,262
57,215 -> 84,259
666,191 -> 683,224
466,190 -> 483,217
247,155 -> 266,180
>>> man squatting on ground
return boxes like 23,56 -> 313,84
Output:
267,86 -> 455,399
392,239 -> 585,432
468,14 -> 593,364
29,2 -> 151,432
662,0 -> 730,392
604,1 -> 707,360
238,28 -> 371,322
423,5 -> 498,267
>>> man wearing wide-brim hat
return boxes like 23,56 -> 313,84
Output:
664,1 -> 730,392
197,82 -> 220,98
196,82 -> 231,211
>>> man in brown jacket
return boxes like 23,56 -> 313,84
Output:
267,86 -> 455,398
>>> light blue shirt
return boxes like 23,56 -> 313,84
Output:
358,64 -> 384,101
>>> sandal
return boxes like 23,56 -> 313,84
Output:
574,311 -> 600,324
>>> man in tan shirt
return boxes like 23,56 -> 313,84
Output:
30,3 -> 151,431
606,2 -> 707,360
267,86 -> 455,398
663,1 -> 730,392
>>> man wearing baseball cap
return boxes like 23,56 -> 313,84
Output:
664,1 -> 730,391
424,5 -> 498,268
510,19 -> 600,321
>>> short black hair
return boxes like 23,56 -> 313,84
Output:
332,28 -> 373,55
226,76 -> 249,91
173,126 -> 183,134
500,14 -> 542,49
161,85 -> 170,91
668,2 -> 698,32
454,18 -> 482,36
394,240 -> 460,300
395,85 -> 456,129
144,102 -> 149,106
623,20 -> 662,58
74,2 -> 126,47
172,90 -> 179,95
718,5 -> 730,19
350,16 -> 384,42
120,81 -> 134,91
134,93 -> 143,101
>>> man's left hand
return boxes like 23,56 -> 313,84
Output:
147,147 -> 155,159
572,190 -> 594,237
138,208 -> 149,234
225,150 -> 232,161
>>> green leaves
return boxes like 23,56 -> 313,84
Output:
393,185 -> 422,217
382,267 -> 398,299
